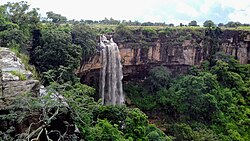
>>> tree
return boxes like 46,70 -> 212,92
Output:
84,20 -> 94,24
71,24 -> 97,64
218,23 -> 224,27
0,1 -> 40,50
0,28 -> 27,47
113,24 -> 133,42
0,5 -> 7,24
145,66 -> 172,91
161,72 -> 220,122
85,119 -> 126,141
46,11 -> 67,23
169,23 -> 174,27
225,21 -> 241,28
32,29 -> 81,84
141,22 -> 154,26
225,21 -> 236,27
3,1 -> 40,28
203,20 -> 215,27
188,20 -> 198,26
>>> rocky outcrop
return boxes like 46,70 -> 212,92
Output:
0,47 -> 78,140
220,30 -> 250,64
77,29 -> 250,84
0,48 -> 39,109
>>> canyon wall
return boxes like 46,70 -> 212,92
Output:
77,29 -> 250,84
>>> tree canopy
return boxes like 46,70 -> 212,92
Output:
203,20 -> 215,27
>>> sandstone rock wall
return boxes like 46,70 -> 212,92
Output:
77,29 -> 250,83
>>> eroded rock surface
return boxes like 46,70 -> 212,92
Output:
0,48 -> 39,109
77,30 -> 250,84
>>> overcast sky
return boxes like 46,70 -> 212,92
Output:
1,0 -> 250,25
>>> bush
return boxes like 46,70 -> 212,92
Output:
168,123 -> 219,141
85,119 -> 126,141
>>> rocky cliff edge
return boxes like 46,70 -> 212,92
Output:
0,47 -> 39,109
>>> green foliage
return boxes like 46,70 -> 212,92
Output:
1,2 -> 249,140
145,66 -> 172,91
32,82 -> 169,141
60,82 -> 97,136
188,20 -> 198,26
113,24 -> 134,42
211,60 -> 244,88
91,105 -> 170,140
124,108 -> 148,139
168,123 -> 219,141
142,28 -> 158,41
158,27 -> 174,36
93,105 -> 127,128
146,124 -> 171,141
9,70 -> 26,80
0,91 -> 71,140
85,119 -> 126,141
203,20 -> 215,27
225,21 -> 242,28
71,24 -> 97,63
0,82 -> 96,140
125,54 -> 250,140
161,72 -> 219,122
46,11 -> 67,23
0,28 -> 27,47
125,83 -> 157,110
32,29 -> 82,84
125,66 -> 172,110
1,1 -> 40,37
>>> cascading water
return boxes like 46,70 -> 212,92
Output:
99,35 -> 124,105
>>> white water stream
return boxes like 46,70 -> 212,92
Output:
99,35 -> 124,105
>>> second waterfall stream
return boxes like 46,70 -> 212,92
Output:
99,35 -> 124,105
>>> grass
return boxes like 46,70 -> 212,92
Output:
10,70 -> 27,81
41,22 -> 250,32
222,26 -> 250,31
92,24 -> 250,32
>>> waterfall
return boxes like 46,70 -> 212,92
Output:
99,35 -> 124,105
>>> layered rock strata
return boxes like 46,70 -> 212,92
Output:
77,29 -> 250,84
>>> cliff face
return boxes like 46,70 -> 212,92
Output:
0,48 -> 39,108
77,29 -> 250,84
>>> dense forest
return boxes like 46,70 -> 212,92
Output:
0,1 -> 250,141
